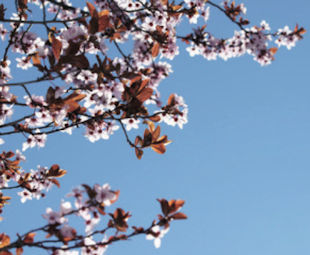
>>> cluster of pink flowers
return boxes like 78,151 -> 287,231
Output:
0,150 -> 25,188
39,183 -> 117,254
275,25 -> 302,50
16,165 -> 60,203
0,0 -> 304,156
0,60 -> 12,86
146,225 -> 170,248
1,182 -> 185,254
158,94 -> 188,129
0,0 -> 304,253
185,19 -> 287,66
0,86 -> 13,126
0,153 -> 69,212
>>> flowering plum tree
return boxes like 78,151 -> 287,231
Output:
0,0 -> 305,254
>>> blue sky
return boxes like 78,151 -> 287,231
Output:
1,0 -> 310,254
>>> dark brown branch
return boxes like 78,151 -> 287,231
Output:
46,0 -> 89,16
207,1 -> 245,31
1,74 -> 58,87
0,113 -> 34,129
1,17 -> 88,25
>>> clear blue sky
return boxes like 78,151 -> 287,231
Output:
1,0 -> 310,255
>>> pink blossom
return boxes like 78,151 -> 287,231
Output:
61,25 -> 86,41
60,225 -> 76,239
261,20 -> 271,31
15,149 -> 26,161
53,249 -> 79,255
84,212 -> 100,234
94,184 -> 116,206
81,237 -> 107,255
67,187 -> 84,209
18,189 -> 33,203
123,118 -> 140,131
24,95 -> 46,107
146,225 -> 170,248
0,60 -> 12,84
42,208 -> 66,224
202,6 -> 210,21
35,110 -> 53,124
22,133 -> 47,151
0,104 -> 13,125
25,116 -> 43,128
60,201 -> 72,215
0,24 -> 7,40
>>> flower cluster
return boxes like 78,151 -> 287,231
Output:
0,1 -> 303,254
16,164 -> 66,203
146,225 -> 170,248
0,150 -> 66,211
0,0 -> 304,159
0,182 -> 186,255
185,19 -> 297,66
